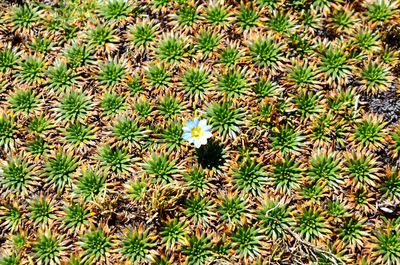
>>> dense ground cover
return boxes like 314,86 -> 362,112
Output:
1,0 -> 400,264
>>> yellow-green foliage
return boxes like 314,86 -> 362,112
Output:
0,0 -> 400,264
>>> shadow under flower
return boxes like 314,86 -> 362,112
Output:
195,139 -> 225,170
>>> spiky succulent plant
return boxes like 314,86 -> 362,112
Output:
206,102 -> 245,140
97,145 -> 132,174
286,60 -> 320,90
74,168 -> 107,201
249,37 -> 285,70
62,122 -> 97,149
182,233 -> 213,265
156,35 -> 188,64
0,253 -> 21,265
47,62 -> 79,92
232,158 -> 267,196
181,67 -> 212,101
17,56 -> 46,84
359,61 -> 393,94
142,153 -> 180,184
219,45 -> 242,67
258,199 -> 295,240
100,0 -> 132,21
268,11 -> 294,34
0,158 -> 38,196
80,228 -> 112,264
28,34 -> 53,53
319,46 -> 353,85
8,89 -> 39,114
217,192 -> 250,226
88,24 -> 117,51
158,123 -> 183,151
352,28 -> 380,53
119,226 -> 156,264
10,4 -> 40,31
128,21 -> 158,49
98,60 -> 126,87
45,151 -> 80,190
295,206 -> 331,242
329,6 -> 358,31
175,5 -> 199,28
337,217 -> 367,250
253,78 -> 283,98
326,198 -> 349,221
146,64 -> 172,89
371,218 -> 400,265
112,118 -> 149,148
27,137 -> 49,156
350,115 -> 387,151
100,92 -> 126,117
64,44 -> 94,68
231,226 -> 265,261
28,195 -> 57,226
295,91 -> 324,119
135,98 -> 154,119
29,116 -> 52,135
269,157 -> 303,194
62,202 -> 92,232
380,167 -> 400,202
183,166 -> 210,194
196,30 -> 220,56
299,180 -> 328,202
218,69 -> 249,98
367,0 -> 397,23
0,1 -> 398,264
0,48 -> 19,73
344,151 -> 380,188
206,3 -> 231,26
270,125 -> 306,155
184,195 -> 215,226
389,124 -> 400,158
0,203 -> 23,232
236,6 -> 259,30
308,150 -> 343,187
160,218 -> 188,251
32,231 -> 67,265
157,96 -> 183,120
56,90 -> 93,122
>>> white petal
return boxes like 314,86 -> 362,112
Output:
204,131 -> 212,139
182,133 -> 192,140
182,126 -> 191,132
193,118 -> 199,126
199,119 -> 208,127
185,120 -> 195,129
194,140 -> 202,148
198,137 -> 208,145
202,125 -> 212,132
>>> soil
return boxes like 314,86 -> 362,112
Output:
385,25 -> 400,49
362,88 -> 400,124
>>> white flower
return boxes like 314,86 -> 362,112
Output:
182,118 -> 212,148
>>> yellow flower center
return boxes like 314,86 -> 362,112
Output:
191,126 -> 204,139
